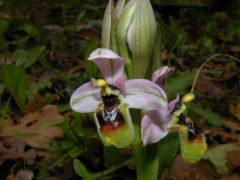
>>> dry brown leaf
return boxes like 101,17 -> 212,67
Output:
222,118 -> 240,132
220,174 -> 240,180
204,62 -> 238,81
7,169 -> 33,180
169,155 -> 218,180
0,105 -> 64,148
226,150 -> 240,170
230,45 -> 240,53
195,75 -> 225,100
0,140 -> 26,165
229,97 -> 240,120
24,94 -> 45,113
208,127 -> 239,143
0,139 -> 58,166
36,150 -> 58,163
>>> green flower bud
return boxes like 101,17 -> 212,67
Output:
101,0 -> 113,49
102,0 -> 157,78
116,0 -> 136,77
101,0 -> 118,52
116,0 -> 157,78
127,0 -> 157,78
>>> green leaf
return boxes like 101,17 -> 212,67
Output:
20,23 -> 39,37
0,83 -> 4,96
164,71 -> 194,98
203,143 -> 239,175
25,46 -> 45,68
159,132 -> 179,169
0,19 -> 9,33
12,49 -> 28,67
57,120 -> 78,143
1,65 -> 28,111
60,139 -> 75,150
69,147 -> 83,159
84,40 -> 99,78
12,46 -> 45,69
73,159 -> 92,178
191,103 -> 222,126
29,81 -> 51,94
104,146 -> 128,167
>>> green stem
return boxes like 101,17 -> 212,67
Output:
145,143 -> 160,180
131,114 -> 145,179
131,110 -> 160,180
49,146 -> 79,169
92,159 -> 133,179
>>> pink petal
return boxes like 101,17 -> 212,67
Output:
168,94 -> 180,112
88,48 -> 125,89
70,81 -> 101,113
152,66 -> 172,87
141,110 -> 169,145
123,79 -> 168,111
141,95 -> 180,145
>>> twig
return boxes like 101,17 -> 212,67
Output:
92,158 -> 133,179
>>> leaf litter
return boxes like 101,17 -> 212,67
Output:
0,105 -> 64,148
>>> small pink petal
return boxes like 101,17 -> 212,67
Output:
123,79 -> 168,111
141,110 -> 169,145
70,81 -> 101,113
141,95 -> 180,145
88,48 -> 125,89
152,66 -> 172,87
168,94 -> 180,112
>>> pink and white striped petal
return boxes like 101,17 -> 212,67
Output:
70,81 -> 101,113
88,48 -> 125,90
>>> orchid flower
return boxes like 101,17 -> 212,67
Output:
70,48 -> 169,148
141,67 -> 207,163
167,93 -> 207,163
141,66 -> 179,145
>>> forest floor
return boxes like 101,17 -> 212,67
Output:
0,0 -> 240,179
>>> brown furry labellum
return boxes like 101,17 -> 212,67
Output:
178,113 -> 203,142
96,94 -> 125,135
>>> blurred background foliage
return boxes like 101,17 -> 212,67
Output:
0,0 -> 240,179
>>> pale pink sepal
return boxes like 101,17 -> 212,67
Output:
70,81 -> 102,113
141,95 -> 179,145
123,79 -> 168,111
88,48 -> 125,89
152,66 -> 172,87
